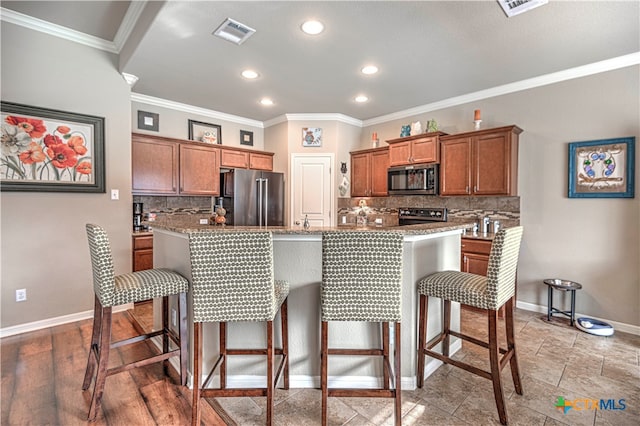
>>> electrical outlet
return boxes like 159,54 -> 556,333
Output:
16,288 -> 27,302
199,218 -> 208,225
110,189 -> 119,200
171,308 -> 177,327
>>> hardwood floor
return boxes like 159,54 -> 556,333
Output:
1,307 -> 226,426
2,304 -> 639,425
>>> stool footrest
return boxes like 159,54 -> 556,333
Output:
201,388 -> 268,398
328,348 -> 385,356
329,389 -> 396,398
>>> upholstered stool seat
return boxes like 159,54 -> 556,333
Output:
189,231 -> 289,426
417,226 -> 524,425
321,231 -> 404,426
82,224 -> 189,421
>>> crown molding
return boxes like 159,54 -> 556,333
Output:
284,113 -> 363,127
0,7 -> 118,53
364,52 -> 640,127
131,93 -> 264,128
263,115 -> 289,128
112,1 -> 147,52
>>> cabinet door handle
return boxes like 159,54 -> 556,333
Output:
474,185 -> 477,193
465,186 -> 469,193
463,256 -> 467,263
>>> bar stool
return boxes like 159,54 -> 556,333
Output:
82,224 -> 189,421
321,231 -> 404,426
417,226 -> 524,425
188,231 -> 289,426
543,278 -> 582,326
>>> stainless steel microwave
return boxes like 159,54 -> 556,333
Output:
387,164 -> 438,195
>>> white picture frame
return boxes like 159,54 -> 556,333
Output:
302,127 -> 322,147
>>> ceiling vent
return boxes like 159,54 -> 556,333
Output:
213,18 -> 256,45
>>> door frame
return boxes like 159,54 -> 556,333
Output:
290,153 -> 335,227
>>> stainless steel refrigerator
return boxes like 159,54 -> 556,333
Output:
220,169 -> 284,226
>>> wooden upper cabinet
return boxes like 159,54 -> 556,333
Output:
179,144 -> 220,195
350,147 -> 389,197
220,149 -> 249,169
440,125 -> 522,196
132,135 -> 178,194
220,146 -> 274,171
132,133 -> 220,196
249,152 -> 273,171
440,137 -> 472,196
387,133 -> 443,166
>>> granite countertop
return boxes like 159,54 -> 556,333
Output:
132,230 -> 153,237
151,220 -> 476,236
460,231 -> 496,241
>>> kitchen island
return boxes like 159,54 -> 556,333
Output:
152,221 -> 473,390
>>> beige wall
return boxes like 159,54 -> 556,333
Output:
130,101 -> 265,151
1,24 -> 133,328
363,67 -> 640,327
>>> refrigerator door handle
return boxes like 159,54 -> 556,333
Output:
257,178 -> 263,226
263,178 -> 269,227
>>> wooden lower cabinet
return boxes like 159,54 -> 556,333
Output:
133,234 -> 153,272
460,237 -> 505,317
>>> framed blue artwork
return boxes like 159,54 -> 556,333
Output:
568,137 -> 635,198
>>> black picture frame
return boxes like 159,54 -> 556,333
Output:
188,119 -> 222,144
137,110 -> 159,131
1,101 -> 105,193
240,130 -> 253,146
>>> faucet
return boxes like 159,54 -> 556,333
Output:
482,216 -> 490,234
303,215 -> 310,229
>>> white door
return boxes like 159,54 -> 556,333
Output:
291,154 -> 334,227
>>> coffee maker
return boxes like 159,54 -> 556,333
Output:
133,202 -> 143,231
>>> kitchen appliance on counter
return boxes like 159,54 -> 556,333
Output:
398,207 -> 447,225
133,202 -> 143,231
220,169 -> 284,226
388,164 -> 438,195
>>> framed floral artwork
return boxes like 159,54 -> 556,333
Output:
1,101 -> 105,193
568,137 -> 635,198
188,119 -> 222,144
302,127 -> 322,147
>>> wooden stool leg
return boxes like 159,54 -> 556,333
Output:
179,292 -> 188,386
488,309 -> 508,425
321,321 -> 328,426
443,300 -> 451,357
220,322 -> 227,389
266,320 -> 274,425
83,295 -> 102,391
394,321 -> 402,426
382,322 -> 390,389
162,296 -> 170,378
281,298 -> 290,390
416,294 -> 428,388
505,297 -> 523,395
88,306 -> 112,421
191,322 -> 202,426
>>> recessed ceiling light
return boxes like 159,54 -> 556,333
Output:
355,95 -> 369,103
361,65 -> 378,75
260,98 -> 274,106
301,20 -> 324,35
242,69 -> 259,79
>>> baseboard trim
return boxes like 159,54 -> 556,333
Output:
516,300 -> 640,336
0,303 -> 133,338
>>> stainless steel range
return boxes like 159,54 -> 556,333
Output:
398,207 -> 447,225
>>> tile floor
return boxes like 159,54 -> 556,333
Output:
199,308 -> 639,425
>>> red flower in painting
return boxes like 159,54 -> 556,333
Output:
5,116 -> 47,138
47,144 -> 78,168
67,135 -> 87,155
18,142 -> 46,164
43,134 -> 63,147
56,125 -> 71,134
76,161 -> 92,175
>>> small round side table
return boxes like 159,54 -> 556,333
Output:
543,279 -> 583,326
